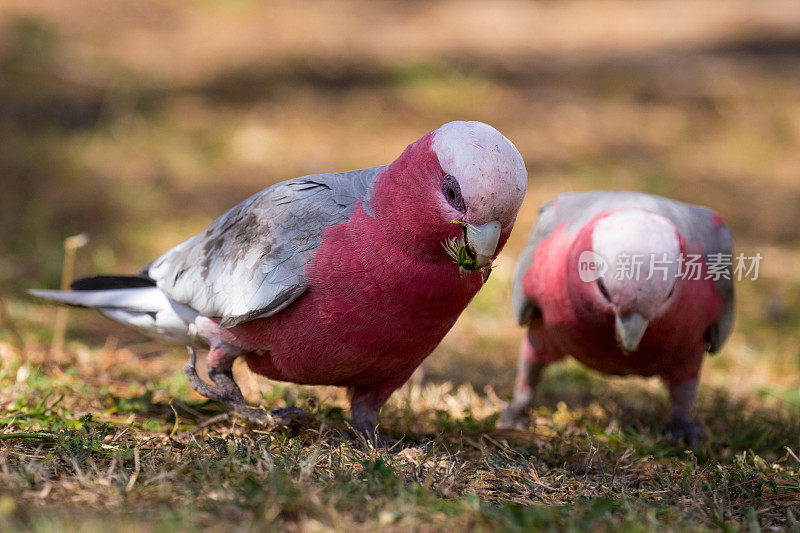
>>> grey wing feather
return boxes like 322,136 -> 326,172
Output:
512,197 -> 564,325
145,166 -> 385,327
688,207 -> 735,352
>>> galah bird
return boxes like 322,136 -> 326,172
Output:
499,192 -> 734,446
31,121 -> 528,440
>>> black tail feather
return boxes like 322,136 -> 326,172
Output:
70,275 -> 156,291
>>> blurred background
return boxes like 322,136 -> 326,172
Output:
1,0 -> 799,402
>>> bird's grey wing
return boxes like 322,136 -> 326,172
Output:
686,207 -> 735,352
144,166 -> 385,328
512,197 -> 568,325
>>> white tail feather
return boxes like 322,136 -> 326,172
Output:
29,287 -> 170,312
29,287 -> 198,345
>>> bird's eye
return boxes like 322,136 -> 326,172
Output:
441,174 -> 466,213
665,284 -> 675,301
597,279 -> 611,301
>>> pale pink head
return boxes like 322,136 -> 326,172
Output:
569,208 -> 682,353
371,121 -> 527,270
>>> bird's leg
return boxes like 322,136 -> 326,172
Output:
183,346 -> 266,424
664,377 -> 707,447
350,392 -> 379,435
499,336 -> 547,430
183,346 -> 306,427
348,387 -> 396,448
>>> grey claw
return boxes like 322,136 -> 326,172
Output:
266,407 -> 306,427
235,407 -> 268,425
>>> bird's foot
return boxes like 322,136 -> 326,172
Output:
185,346 -> 304,428
266,407 -> 307,428
183,345 -> 248,403
665,415 -> 707,447
232,405 -> 268,425
230,406 -> 307,429
497,402 -> 531,430
342,426 -> 400,450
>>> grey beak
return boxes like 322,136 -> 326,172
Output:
465,220 -> 502,268
615,312 -> 649,354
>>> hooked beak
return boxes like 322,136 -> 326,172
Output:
465,220 -> 502,268
614,312 -> 649,355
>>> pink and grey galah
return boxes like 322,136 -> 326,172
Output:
31,121 -> 528,440
499,192 -> 734,446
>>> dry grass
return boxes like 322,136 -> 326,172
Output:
1,0 -> 800,530
0,332 -> 799,532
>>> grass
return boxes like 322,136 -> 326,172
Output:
1,0 -> 800,530
0,325 -> 798,531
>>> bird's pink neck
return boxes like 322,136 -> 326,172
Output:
368,134 -> 512,264
368,134 -> 461,262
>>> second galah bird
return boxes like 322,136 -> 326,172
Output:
31,121 -> 528,440
499,192 -> 734,446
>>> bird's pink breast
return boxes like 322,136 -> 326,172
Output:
225,204 -> 484,388
525,224 -> 724,383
